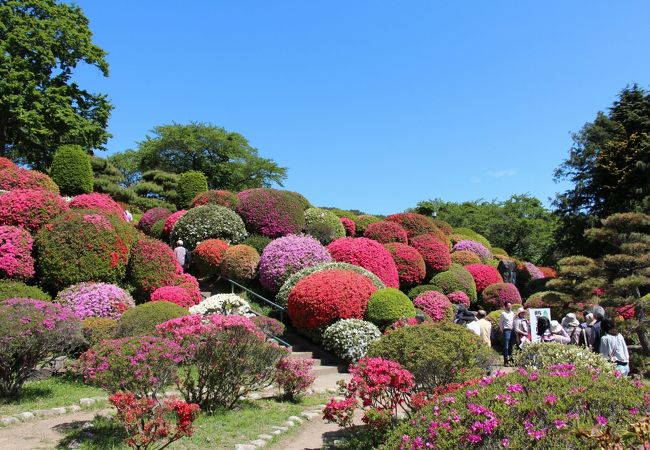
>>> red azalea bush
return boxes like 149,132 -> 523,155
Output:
0,189 -> 68,232
162,210 -> 186,238
353,215 -> 382,235
385,213 -> 439,239
451,250 -> 482,266
447,290 -> 471,308
413,291 -> 454,323
191,189 -> 239,209
410,234 -> 452,276
236,188 -> 305,238
465,264 -> 504,294
617,304 -> 636,320
70,193 -> 126,218
364,221 -> 409,244
151,286 -> 196,308
539,266 -> 558,278
384,243 -> 426,288
0,157 -> 16,171
127,238 -> 182,298
481,283 -> 522,309
287,269 -> 378,329
170,273 -> 201,305
432,219 -> 454,235
276,357 -> 316,401
138,208 -> 172,235
0,226 -> 34,280
341,217 -> 356,236
0,165 -> 59,193
193,239 -> 229,275
327,237 -> 400,288
220,244 -> 260,281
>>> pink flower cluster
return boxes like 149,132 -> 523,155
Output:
276,357 -> 316,401
55,282 -> 135,320
156,314 -> 263,348
150,286 -> 196,308
0,189 -> 68,232
413,291 -> 453,322
465,264 -> 504,294
138,207 -> 172,235
523,262 -> 545,280
163,210 -> 186,237
340,217 -> 356,236
70,193 -> 125,218
452,240 -> 493,262
327,237 -> 399,288
236,188 -> 305,238
447,290 -> 471,307
0,226 -> 35,279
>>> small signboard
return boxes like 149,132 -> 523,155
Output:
529,308 -> 551,343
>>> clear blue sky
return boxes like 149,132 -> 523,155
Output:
72,0 -> 650,215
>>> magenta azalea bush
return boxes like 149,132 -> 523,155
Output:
138,207 -> 172,235
236,188 -> 306,238
276,357 -> 316,402
55,282 -> 135,320
258,234 -> 332,293
523,261 -> 545,280
447,290 -> 471,308
150,286 -> 197,308
69,193 -> 125,218
0,226 -> 35,280
452,240 -> 493,263
413,291 -> 454,323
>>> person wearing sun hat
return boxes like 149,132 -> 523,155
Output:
561,313 -> 581,345
514,307 -> 530,348
549,320 -> 571,344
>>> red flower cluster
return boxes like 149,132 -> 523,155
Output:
410,234 -> 452,276
340,217 -> 356,236
538,266 -> 558,278
0,160 -> 59,193
193,239 -> 229,273
465,264 -> 504,294
128,239 -> 182,297
70,193 -> 125,218
385,213 -> 439,239
151,286 -> 196,308
169,273 -> 201,305
616,304 -> 636,320
481,283 -> 522,309
162,210 -> 186,238
137,208 -> 172,235
384,243 -> 426,288
364,221 -> 408,244
191,189 -> 239,209
0,226 -> 35,279
0,189 -> 68,232
220,244 -> 260,281
327,237 -> 399,288
287,269 -> 377,329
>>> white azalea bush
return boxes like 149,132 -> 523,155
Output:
171,204 -> 248,249
514,342 -> 614,375
189,293 -> 253,317
322,319 -> 381,362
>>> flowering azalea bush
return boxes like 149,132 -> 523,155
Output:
447,290 -> 471,307
430,264 -> 478,302
138,207 -> 172,235
452,240 -> 493,262
188,293 -> 252,316
70,193 -> 126,217
365,288 -> 417,329
0,226 -> 34,279
322,319 -> 381,362
192,239 -> 229,275
385,213 -> 440,239
276,357 -> 316,402
523,261 -> 545,280
0,299 -> 84,398
410,234 -> 452,276
191,189 -> 239,209
55,282 -> 135,320
236,188 -> 306,238
465,264 -> 504,294
384,243 -> 426,288
162,209 -> 186,239
353,215 -> 382,235
364,221 -> 409,244
327,237 -> 400,288
220,244 -> 260,281
0,164 -> 59,193
171,204 -> 248,249
258,234 -> 332,293
127,238 -> 182,298
451,250 -> 482,265
304,207 -> 346,244
150,286 -> 197,308
0,189 -> 68,232
413,291 -> 454,323
481,283 -> 522,310
251,315 -> 286,337
513,342 -> 614,375
340,217 -> 356,236
287,269 -> 378,329
538,266 -> 558,278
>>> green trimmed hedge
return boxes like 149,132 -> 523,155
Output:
176,171 -> 208,209
115,301 -> 189,337
364,288 -> 416,329
49,145 -> 93,195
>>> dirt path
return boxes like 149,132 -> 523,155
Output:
268,410 -> 363,450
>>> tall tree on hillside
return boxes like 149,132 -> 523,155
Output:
135,123 -> 287,191
0,0 -> 112,169
554,85 -> 650,256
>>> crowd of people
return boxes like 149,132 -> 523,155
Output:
455,303 -> 630,375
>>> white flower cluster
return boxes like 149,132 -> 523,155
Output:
189,293 -> 253,317
322,319 -> 381,362
514,342 -> 615,375
171,205 -> 248,249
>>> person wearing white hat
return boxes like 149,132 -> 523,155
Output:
514,308 -> 530,348
173,240 -> 188,269
561,313 -> 581,345
549,320 -> 570,344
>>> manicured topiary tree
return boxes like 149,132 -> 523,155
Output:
49,145 -> 93,195
340,217 -> 356,236
0,165 -> 59,193
352,215 -> 381,235
115,301 -> 189,337
162,209 -> 186,240
465,263 -> 504,294
258,234 -> 332,293
410,233 -> 451,277
383,242 -> 426,288
176,170 -> 208,209
137,207 -> 172,235
304,208 -> 346,245
54,282 -> 135,320
193,239 -> 229,275
385,213 -> 439,239
327,237 -> 400,288
148,220 -> 165,239
236,188 -> 306,238
0,280 -> 50,301
364,221 -> 408,244
287,269 -> 378,329
364,288 -> 416,329
452,240 -> 493,263
191,189 -> 238,209
171,204 -> 247,249
430,263 -> 478,302
451,250 -> 482,265
70,193 -> 125,218
413,291 -> 454,323
127,238 -> 182,298
0,189 -> 68,232
35,212 -> 130,292
0,226 -> 34,280
220,244 -> 260,282
481,282 -> 522,310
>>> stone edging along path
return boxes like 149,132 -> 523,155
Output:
0,396 -> 109,428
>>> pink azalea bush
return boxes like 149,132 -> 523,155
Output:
340,217 -> 356,236
137,207 -> 172,235
413,291 -> 454,323
481,283 -> 522,309
276,357 -> 316,401
0,226 -> 35,280
0,189 -> 68,232
523,261 -> 545,280
447,290 -> 471,308
327,237 -> 400,288
55,282 -> 135,320
236,188 -> 306,238
465,264 -> 504,294
150,286 -> 196,308
70,193 -> 126,218
162,210 -> 186,238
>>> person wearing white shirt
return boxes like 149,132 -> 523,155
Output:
499,302 -> 516,366
599,317 -> 630,376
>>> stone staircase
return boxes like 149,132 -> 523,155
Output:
281,329 -> 347,377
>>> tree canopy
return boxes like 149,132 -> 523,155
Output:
0,0 -> 112,169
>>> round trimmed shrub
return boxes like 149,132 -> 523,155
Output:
0,189 -> 68,232
481,282 -> 522,309
191,189 -> 238,209
363,221 -> 408,244
431,219 -> 453,235
327,237 -> 399,288
0,166 -> 59,193
287,269 -> 378,329
127,238 -> 182,297
35,212 -> 130,292
365,288 -> 416,329
430,263 -> 478,302
385,213 -> 439,239
452,240 -> 493,262
492,247 -> 509,257
171,273 -> 201,305
188,293 -> 252,316
236,188 -> 306,238
171,204 -> 247,249
413,291 -> 454,323
0,226 -> 34,280
162,209 -> 186,239
410,234 -> 451,276
407,284 -> 438,301
352,214 -> 381,235
137,207 -> 172,235
193,239 -> 229,275
276,262 -> 385,308
524,291 -> 572,317
70,193 -> 125,217
82,317 -> 117,347
514,342 -> 614,374
447,290 -> 471,307
287,191 -> 312,210
55,282 -> 135,320
0,280 -> 50,301
242,234 -> 272,254
450,250 -> 482,265
49,145 -> 93,195
220,244 -> 260,281
465,263 -> 504,294
149,220 -> 165,239
322,319 -> 381,362
340,217 -> 356,236
258,234 -> 332,293
150,285 -> 198,308
304,208 -> 346,245
115,301 -> 189,337
251,316 -> 285,337
176,170 -> 208,209
383,243 -> 426,288
452,227 -> 491,248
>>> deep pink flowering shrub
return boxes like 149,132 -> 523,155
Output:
170,273 -> 201,305
0,226 -> 34,279
162,210 -> 186,238
340,217 -> 356,236
465,264 -> 504,294
251,315 -> 286,337
0,298 -> 84,398
137,207 -> 172,235
481,283 -> 522,309
55,282 -> 135,320
384,243 -> 426,288
70,193 -> 126,218
523,261 -> 545,280
276,357 -> 315,401
236,188 -> 306,238
191,189 -> 239,209
0,189 -> 68,232
327,237 -> 400,288
0,164 -> 59,193
364,221 -> 409,245
385,213 -> 439,239
447,290 -> 471,308
410,234 -> 452,276
127,238 -> 182,298
617,304 -> 636,320
151,286 -> 196,308
452,240 -> 493,262
258,234 -> 332,293
80,335 -> 184,399
413,291 -> 454,323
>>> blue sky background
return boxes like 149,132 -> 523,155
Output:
71,1 -> 650,215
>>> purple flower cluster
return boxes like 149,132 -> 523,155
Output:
452,240 -> 492,262
258,235 -> 332,293
523,262 -> 545,280
55,282 -> 135,320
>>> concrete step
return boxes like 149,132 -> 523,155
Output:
311,365 -> 342,376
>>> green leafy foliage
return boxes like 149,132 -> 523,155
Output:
176,171 -> 208,209
115,301 -> 189,338
0,280 -> 51,301
304,207 -> 346,244
364,288 -> 416,329
49,145 -> 94,195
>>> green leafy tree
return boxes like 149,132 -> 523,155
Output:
137,123 -> 287,190
107,149 -> 142,187
0,0 -> 112,169
176,170 -> 208,209
49,145 -> 93,195
545,256 -> 605,305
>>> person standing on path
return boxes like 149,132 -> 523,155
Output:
599,317 -> 630,376
562,313 -> 581,345
499,302 -> 516,366
514,307 -> 530,347
173,240 -> 188,270
476,310 -> 492,347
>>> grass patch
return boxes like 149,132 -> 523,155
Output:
0,376 -> 106,416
